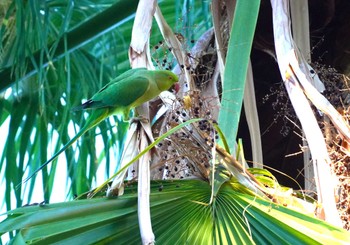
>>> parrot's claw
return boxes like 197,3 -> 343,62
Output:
130,116 -> 149,124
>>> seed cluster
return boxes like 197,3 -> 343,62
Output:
262,82 -> 298,136
149,32 -> 221,181
151,36 -> 197,71
151,40 -> 174,70
152,91 -> 219,181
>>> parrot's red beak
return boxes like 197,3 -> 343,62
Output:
174,82 -> 180,94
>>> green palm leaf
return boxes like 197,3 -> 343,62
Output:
218,0 -> 260,153
1,180 -> 349,244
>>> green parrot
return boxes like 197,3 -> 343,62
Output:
23,68 -> 178,183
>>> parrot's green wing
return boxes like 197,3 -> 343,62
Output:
80,75 -> 150,110
72,68 -> 147,111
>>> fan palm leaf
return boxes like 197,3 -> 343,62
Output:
1,180 -> 349,244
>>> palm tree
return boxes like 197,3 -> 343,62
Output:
1,0 -> 349,244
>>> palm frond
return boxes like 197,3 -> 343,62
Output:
217,0 -> 260,154
1,180 -> 349,244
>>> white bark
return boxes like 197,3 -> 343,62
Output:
290,0 -> 315,194
129,0 -> 157,243
137,130 -> 154,245
244,61 -> 263,167
107,123 -> 139,197
270,0 -> 342,227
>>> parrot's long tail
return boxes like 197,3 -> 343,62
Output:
18,109 -> 110,188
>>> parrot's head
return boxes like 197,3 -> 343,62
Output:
154,70 -> 179,93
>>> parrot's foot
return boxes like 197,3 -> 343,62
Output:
130,116 -> 149,124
